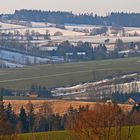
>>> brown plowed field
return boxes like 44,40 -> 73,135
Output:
3,100 -> 133,115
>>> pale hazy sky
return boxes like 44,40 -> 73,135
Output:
1,0 -> 140,15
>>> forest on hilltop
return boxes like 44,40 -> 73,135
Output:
1,10 -> 140,27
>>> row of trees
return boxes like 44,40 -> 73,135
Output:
0,98 -> 90,135
0,101 -> 65,134
0,29 -> 50,42
55,40 -> 140,61
2,10 -> 140,27
59,40 -> 140,60
112,92 -> 140,103
1,95 -> 140,140
1,33 -> 140,63
54,41 -> 108,60
0,85 -> 52,98
67,103 -> 140,140
2,83 -> 140,102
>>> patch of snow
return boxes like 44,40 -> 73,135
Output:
3,60 -> 24,68
52,73 -> 139,96
0,49 -> 63,65
0,22 -> 25,30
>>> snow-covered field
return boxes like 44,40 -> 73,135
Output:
126,30 -> 140,35
52,73 -> 139,97
1,26 -> 85,36
1,60 -> 24,68
0,21 -> 140,67
0,21 -> 85,36
51,35 -> 140,44
65,24 -> 100,31
31,22 -> 55,28
1,21 -> 140,43
125,27 -> 140,34
0,49 -> 64,65
0,22 -> 25,30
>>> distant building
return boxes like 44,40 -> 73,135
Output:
106,100 -> 113,104
66,52 -> 74,56
39,46 -> 58,51
77,52 -> 86,56
30,93 -> 38,99
128,98 -> 135,105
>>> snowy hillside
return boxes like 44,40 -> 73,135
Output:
0,22 -> 25,30
0,21 -> 85,36
0,49 -> 64,65
0,60 -> 24,68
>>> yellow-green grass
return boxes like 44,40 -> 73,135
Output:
19,131 -> 69,140
0,57 -> 140,89
1,126 -> 140,140
19,126 -> 140,140
0,131 -> 68,140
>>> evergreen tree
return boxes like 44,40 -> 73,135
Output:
0,90 -> 14,135
5,103 -> 17,129
48,113 -> 61,131
0,88 -> 4,112
26,101 -> 35,132
33,114 -> 47,132
18,106 -> 29,133
61,114 -> 67,130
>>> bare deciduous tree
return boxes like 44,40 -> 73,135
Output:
67,103 -> 136,140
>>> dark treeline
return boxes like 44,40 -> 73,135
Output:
56,41 -> 95,60
1,99 -> 140,140
1,85 -> 52,98
2,85 -> 140,104
30,84 -> 52,98
0,97 -> 89,135
112,92 -> 140,103
55,40 -> 140,61
0,101 -> 65,134
2,10 -> 140,27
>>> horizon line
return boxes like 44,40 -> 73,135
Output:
1,9 -> 140,16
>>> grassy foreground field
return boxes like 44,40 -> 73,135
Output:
19,131 -> 69,140
2,126 -> 140,140
17,126 -> 140,140
0,57 -> 140,89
